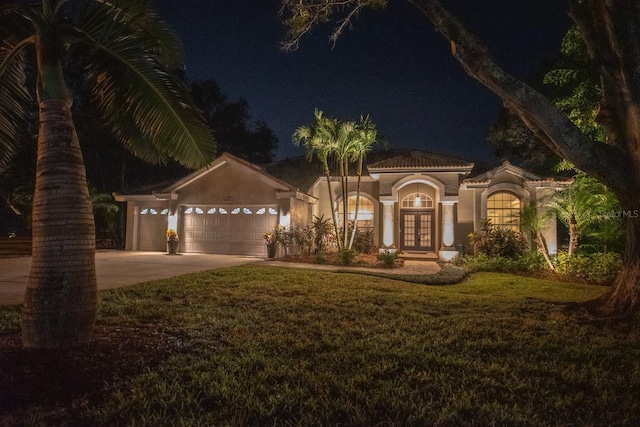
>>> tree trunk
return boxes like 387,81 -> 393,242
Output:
568,215 -> 578,258
596,202 -> 640,317
535,232 -> 555,271
21,99 -> 98,348
324,169 -> 341,251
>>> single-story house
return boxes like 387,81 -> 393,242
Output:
114,150 -> 570,260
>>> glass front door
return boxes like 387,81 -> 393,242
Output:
400,210 -> 435,251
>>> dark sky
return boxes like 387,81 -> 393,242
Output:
153,0 -> 573,162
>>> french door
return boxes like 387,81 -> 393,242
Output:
400,210 -> 435,251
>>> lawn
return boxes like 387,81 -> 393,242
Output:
1,265 -> 639,426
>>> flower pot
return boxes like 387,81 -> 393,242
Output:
167,239 -> 179,254
267,243 -> 277,259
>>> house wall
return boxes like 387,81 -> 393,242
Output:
311,178 -> 381,245
456,188 -> 475,255
176,162 -> 280,206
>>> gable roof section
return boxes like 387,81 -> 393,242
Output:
114,152 -> 296,201
367,150 -> 474,171
464,160 -> 541,185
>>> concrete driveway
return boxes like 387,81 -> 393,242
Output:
0,251 -> 265,305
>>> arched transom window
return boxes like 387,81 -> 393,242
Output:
487,192 -> 521,231
402,193 -> 434,209
339,196 -> 375,232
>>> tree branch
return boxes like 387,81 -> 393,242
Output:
406,0 -> 630,192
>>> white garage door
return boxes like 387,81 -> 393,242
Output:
138,207 -> 168,251
181,206 -> 278,255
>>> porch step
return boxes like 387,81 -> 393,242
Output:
398,252 -> 439,261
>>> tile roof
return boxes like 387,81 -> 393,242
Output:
265,156 -> 324,193
367,150 -> 474,170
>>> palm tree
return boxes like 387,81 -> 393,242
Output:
0,0 -> 215,348
347,115 -> 377,249
547,174 -> 615,258
295,110 -> 380,251
293,109 -> 342,249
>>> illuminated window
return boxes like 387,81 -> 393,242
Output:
140,208 -> 149,215
207,208 -> 216,214
487,192 -> 521,231
219,208 -> 228,214
268,208 -> 278,215
195,207 -> 204,214
256,208 -> 266,215
243,208 -> 252,214
402,193 -> 434,208
339,196 -> 374,232
160,208 -> 169,215
184,207 -> 193,214
231,208 -> 240,215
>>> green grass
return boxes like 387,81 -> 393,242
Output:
2,266 -> 640,426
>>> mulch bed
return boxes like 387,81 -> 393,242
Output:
0,324 -> 184,424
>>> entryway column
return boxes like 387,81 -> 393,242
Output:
381,200 -> 395,249
439,201 -> 458,261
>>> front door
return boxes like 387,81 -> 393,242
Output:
400,210 -> 435,251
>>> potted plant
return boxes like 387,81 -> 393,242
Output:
264,230 -> 277,258
166,229 -> 179,254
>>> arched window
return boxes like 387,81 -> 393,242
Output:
339,196 -> 375,232
401,193 -> 434,208
487,192 -> 521,231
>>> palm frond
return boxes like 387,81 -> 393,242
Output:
72,0 -> 215,168
78,0 -> 184,68
0,34 -> 34,172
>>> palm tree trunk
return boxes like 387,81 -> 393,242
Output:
568,214 -> 578,258
21,99 -> 97,348
324,166 -> 341,251
536,232 -> 555,271
348,156 -> 364,249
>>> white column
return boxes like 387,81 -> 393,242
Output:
382,201 -> 395,248
439,201 -> 457,261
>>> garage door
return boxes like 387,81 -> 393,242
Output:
138,207 -> 168,251
181,205 -> 278,255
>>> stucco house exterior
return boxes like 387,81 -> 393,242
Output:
115,150 -> 570,260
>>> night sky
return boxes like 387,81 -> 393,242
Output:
153,0 -> 573,162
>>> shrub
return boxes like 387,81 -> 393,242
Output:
376,250 -> 398,268
352,229 -> 375,254
312,215 -> 335,253
337,248 -> 356,266
468,219 -> 528,259
452,252 -> 546,274
553,251 -> 622,285
314,252 -> 327,264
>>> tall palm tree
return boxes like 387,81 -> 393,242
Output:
347,115 -> 377,249
293,109 -> 342,249
295,110 -> 380,251
0,0 -> 215,348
